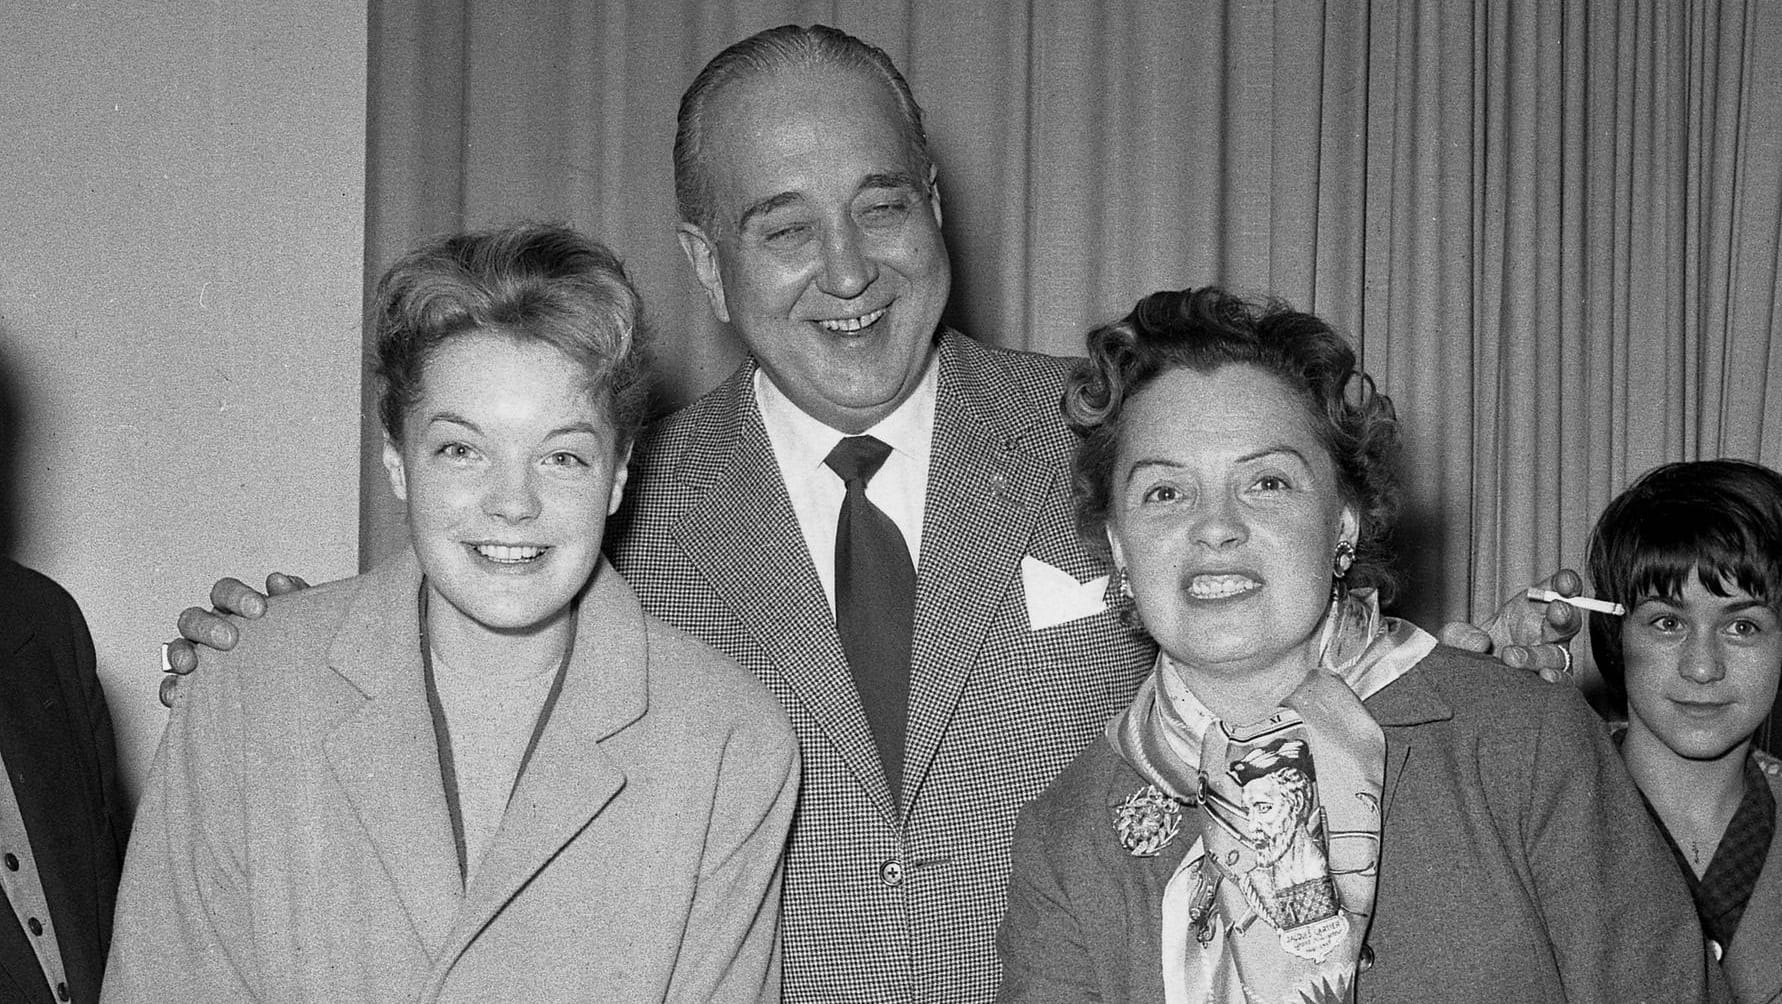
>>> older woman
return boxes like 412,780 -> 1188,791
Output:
996,287 -> 1717,1002
104,224 -> 798,1002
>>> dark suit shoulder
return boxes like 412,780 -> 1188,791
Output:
0,557 -> 82,634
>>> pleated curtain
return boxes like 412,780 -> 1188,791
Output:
361,0 -> 1782,684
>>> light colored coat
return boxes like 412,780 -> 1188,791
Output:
609,331 -> 1157,1002
103,550 -> 798,1003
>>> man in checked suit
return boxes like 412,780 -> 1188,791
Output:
168,23 -> 1583,1002
606,27 -> 1155,999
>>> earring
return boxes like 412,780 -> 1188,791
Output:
1332,541 -> 1356,580
1111,566 -> 1146,634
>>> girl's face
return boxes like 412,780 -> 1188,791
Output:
1622,570 -> 1782,763
384,331 -> 627,645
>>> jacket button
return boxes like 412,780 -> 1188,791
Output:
3,854 -> 16,871
1358,944 -> 1375,971
56,983 -> 67,1001
26,917 -> 41,936
879,860 -> 904,887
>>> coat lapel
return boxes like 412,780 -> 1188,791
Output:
322,553 -> 465,955
1363,666 -> 1454,822
430,560 -> 644,980
900,333 -> 1054,810
671,365 -> 898,820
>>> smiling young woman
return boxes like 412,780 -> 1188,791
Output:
1589,458 -> 1782,1001
104,223 -> 799,1002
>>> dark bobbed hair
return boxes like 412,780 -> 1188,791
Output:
1065,286 -> 1402,603
673,24 -> 933,230
373,222 -> 647,447
1586,458 -> 1782,698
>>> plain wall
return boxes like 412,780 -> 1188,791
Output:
0,2 -> 368,798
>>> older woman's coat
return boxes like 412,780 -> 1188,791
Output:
103,550 -> 799,1002
998,646 -> 1725,1003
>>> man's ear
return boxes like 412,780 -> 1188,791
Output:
607,441 -> 633,517
382,432 -> 408,502
676,223 -> 730,323
926,166 -> 944,229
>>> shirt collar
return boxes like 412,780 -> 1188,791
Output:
752,355 -> 938,473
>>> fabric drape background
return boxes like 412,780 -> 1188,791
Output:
360,0 -> 1782,686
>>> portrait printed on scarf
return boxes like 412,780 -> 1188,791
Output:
1227,739 -> 1340,931
1199,719 -> 1366,967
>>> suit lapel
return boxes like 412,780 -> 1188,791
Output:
1364,666 -> 1453,822
322,553 -> 464,955
672,365 -> 899,821
431,561 -> 644,980
901,333 -> 1054,809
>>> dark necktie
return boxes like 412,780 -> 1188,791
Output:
824,435 -> 916,808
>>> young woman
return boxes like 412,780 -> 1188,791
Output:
104,224 -> 798,1002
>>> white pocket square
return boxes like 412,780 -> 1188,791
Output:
1021,556 -> 1109,631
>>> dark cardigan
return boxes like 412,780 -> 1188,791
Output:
998,645 -> 1726,1003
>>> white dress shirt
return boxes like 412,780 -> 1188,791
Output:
754,357 -> 937,614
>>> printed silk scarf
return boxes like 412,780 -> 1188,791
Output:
1106,589 -> 1435,1004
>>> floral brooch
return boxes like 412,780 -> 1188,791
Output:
1112,784 -> 1182,856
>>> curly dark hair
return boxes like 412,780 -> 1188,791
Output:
1587,458 -> 1782,700
372,222 -> 648,448
1064,286 -> 1402,602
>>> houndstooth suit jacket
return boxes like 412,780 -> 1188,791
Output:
608,330 -> 1155,1002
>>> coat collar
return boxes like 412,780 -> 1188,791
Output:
1362,660 -> 1454,823
322,549 -> 646,960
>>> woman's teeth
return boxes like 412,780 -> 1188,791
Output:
819,307 -> 887,332
475,544 -> 546,563
1188,574 -> 1259,599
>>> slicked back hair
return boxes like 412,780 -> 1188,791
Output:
373,222 -> 648,447
673,24 -> 933,230
1587,458 -> 1782,698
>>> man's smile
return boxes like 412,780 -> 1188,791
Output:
817,306 -> 888,333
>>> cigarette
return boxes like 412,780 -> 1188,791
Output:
1525,587 -> 1626,616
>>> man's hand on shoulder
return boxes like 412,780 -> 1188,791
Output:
160,573 -> 311,707
1438,569 -> 1584,685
